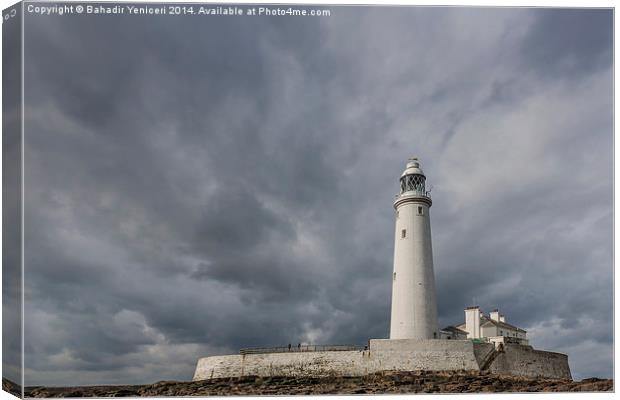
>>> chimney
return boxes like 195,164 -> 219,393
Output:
490,309 -> 500,322
499,314 -> 505,323
464,306 -> 481,339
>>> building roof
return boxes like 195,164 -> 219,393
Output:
480,316 -> 526,333
455,314 -> 527,334
441,326 -> 468,335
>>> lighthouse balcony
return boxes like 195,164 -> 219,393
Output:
394,190 -> 432,208
394,190 -> 431,200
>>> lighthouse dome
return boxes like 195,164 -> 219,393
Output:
401,158 -> 425,178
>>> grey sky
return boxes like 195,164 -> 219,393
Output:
16,5 -> 612,385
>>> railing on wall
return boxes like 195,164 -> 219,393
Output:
239,344 -> 365,355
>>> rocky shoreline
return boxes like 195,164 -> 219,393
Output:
6,370 -> 611,397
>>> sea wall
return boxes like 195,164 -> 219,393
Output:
368,339 -> 482,371
193,351 -> 364,380
194,340 -> 480,381
193,339 -> 571,381
487,344 -> 571,380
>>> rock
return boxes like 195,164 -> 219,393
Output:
21,372 -> 613,397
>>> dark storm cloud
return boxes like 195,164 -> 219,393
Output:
520,8 -> 613,78
20,6 -> 612,385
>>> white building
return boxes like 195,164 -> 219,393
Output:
451,306 -> 528,347
389,157 -> 438,340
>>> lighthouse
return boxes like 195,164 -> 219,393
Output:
390,157 -> 439,340
194,155 -> 573,382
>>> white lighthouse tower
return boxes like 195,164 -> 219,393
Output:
390,157 -> 439,340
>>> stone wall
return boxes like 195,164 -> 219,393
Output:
487,344 -> 571,380
368,339 -> 482,371
193,339 -> 571,381
193,351 -> 365,380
